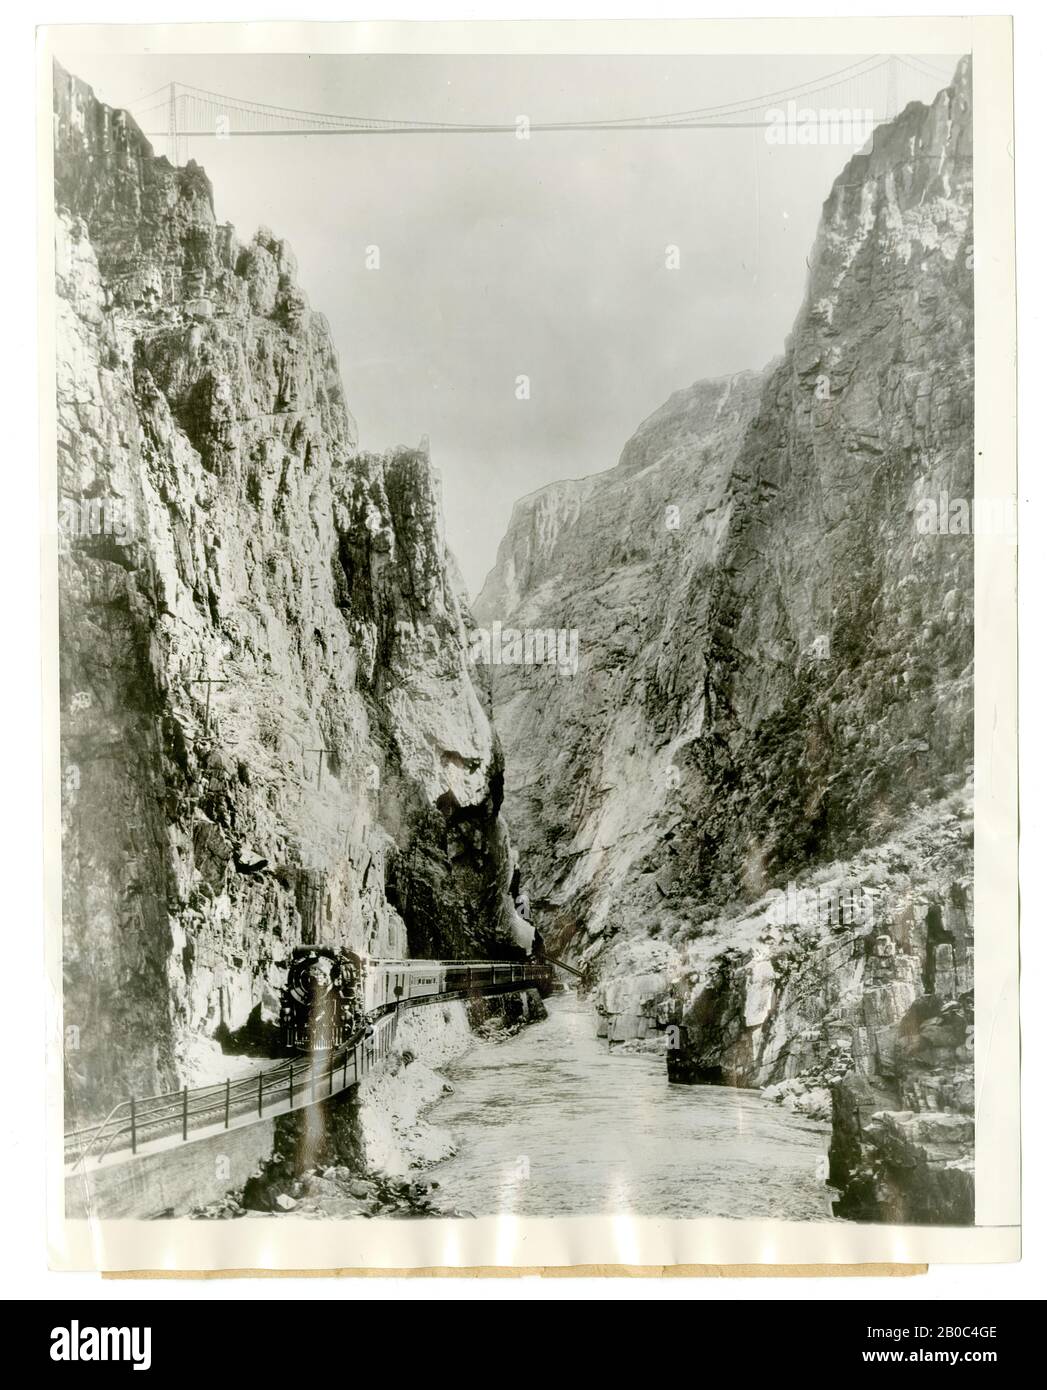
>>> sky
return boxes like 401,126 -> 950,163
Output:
50,48 -> 959,596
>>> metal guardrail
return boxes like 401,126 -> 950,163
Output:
64,1011 -> 398,1171
64,962 -> 551,1171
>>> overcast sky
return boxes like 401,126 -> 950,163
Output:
51,49 -> 958,595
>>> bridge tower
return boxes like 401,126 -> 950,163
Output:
166,82 -> 184,166
886,55 -> 899,121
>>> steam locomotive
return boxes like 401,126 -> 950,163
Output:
279,946 -> 552,1052
279,946 -> 363,1052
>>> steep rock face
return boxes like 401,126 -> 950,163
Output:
478,61 -> 975,1220
54,66 -> 528,1121
665,794 -> 974,1221
475,370 -> 765,947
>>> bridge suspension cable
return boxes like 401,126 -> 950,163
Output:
128,54 -> 957,165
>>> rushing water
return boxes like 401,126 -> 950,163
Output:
427,993 -> 835,1220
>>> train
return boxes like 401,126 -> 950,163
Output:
279,946 -> 554,1052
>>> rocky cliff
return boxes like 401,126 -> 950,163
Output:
54,65 -> 530,1122
477,59 -> 975,1221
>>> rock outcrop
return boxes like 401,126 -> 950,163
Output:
475,370 -> 766,949
663,795 -> 975,1221
477,59 -> 975,1221
54,64 -> 529,1121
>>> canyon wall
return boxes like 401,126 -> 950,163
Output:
54,65 -> 530,1122
477,59 -> 976,1221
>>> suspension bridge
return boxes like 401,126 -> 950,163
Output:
130,54 -> 959,166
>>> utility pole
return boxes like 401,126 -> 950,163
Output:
303,746 -> 328,788
188,673 -> 230,737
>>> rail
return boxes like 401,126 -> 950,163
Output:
64,960 -> 551,1171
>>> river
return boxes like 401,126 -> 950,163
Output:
426,992 -> 835,1220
